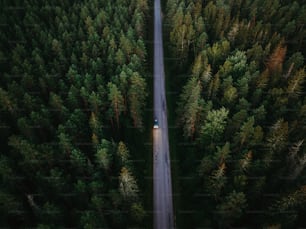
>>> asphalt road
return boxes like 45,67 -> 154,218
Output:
153,0 -> 174,228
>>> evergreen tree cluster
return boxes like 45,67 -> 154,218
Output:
0,0 -> 149,227
166,0 -> 306,227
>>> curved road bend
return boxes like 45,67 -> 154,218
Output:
153,0 -> 174,228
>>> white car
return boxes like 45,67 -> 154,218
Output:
153,119 -> 159,129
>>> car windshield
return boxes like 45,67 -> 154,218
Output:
154,119 -> 159,128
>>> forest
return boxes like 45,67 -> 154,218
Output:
165,0 -> 306,228
0,0 -> 150,228
1,0 -> 306,228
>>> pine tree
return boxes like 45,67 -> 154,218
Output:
201,107 -> 229,142
96,140 -> 112,171
128,72 -> 147,129
216,190 -> 247,226
108,82 -> 125,127
178,76 -> 202,138
119,167 -> 139,200
117,141 -> 130,167
208,162 -> 227,199
287,69 -> 305,98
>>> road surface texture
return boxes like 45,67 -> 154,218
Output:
153,0 -> 174,228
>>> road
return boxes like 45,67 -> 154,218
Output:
153,0 -> 174,228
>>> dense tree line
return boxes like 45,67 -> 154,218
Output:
166,0 -> 306,228
0,0 -> 149,227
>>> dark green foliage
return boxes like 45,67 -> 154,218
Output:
0,0 -> 149,227
167,0 -> 306,227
